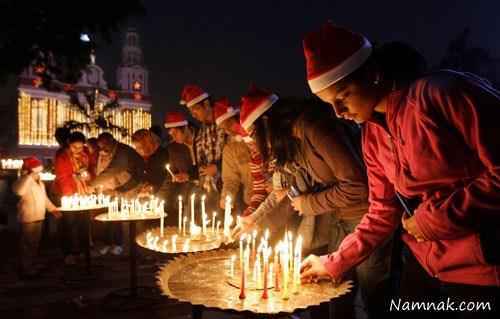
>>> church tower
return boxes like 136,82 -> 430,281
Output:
116,28 -> 149,95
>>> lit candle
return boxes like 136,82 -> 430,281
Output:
239,235 -> 245,269
256,251 -> 262,289
230,255 -> 236,278
274,242 -> 280,292
165,163 -> 175,180
269,262 -> 274,289
262,247 -> 271,299
178,196 -> 183,233
216,221 -> 221,236
172,234 -> 177,252
282,247 -> 289,300
240,249 -> 248,299
212,212 -> 217,234
223,195 -> 231,237
293,235 -> 303,294
183,216 -> 187,236
190,193 -> 196,227
251,230 -> 257,261
201,195 -> 207,235
160,204 -> 164,237
183,239 -> 190,252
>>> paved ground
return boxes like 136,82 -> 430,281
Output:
0,227 -> 250,319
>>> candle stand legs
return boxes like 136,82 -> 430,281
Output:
101,220 -> 162,311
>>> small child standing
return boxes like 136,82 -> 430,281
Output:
12,156 -> 61,279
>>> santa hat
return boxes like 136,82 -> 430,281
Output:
164,111 -> 188,128
303,22 -> 372,93
239,85 -> 279,131
22,156 -> 43,172
179,84 -> 210,108
214,97 -> 239,126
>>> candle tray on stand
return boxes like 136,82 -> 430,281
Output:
156,249 -> 353,315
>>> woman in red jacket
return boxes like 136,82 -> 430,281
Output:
54,131 -> 93,265
300,23 -> 499,318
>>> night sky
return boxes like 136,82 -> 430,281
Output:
2,0 -> 500,128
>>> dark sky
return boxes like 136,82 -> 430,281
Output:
2,0 -> 500,126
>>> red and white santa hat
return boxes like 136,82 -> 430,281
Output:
303,22 -> 372,93
213,97 -> 239,126
239,85 -> 279,131
179,84 -> 210,108
22,156 -> 43,173
164,111 -> 188,128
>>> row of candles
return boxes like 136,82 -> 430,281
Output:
108,196 -> 166,234
1,158 -> 23,170
145,231 -> 191,253
61,194 -> 111,210
230,230 -> 303,300
176,193 -> 233,240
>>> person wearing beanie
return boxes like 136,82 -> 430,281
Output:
179,84 -> 227,195
300,22 -> 500,317
213,97 -> 267,216
13,156 -> 61,279
236,85 -> 391,318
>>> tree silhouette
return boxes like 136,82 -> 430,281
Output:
0,1 -> 145,84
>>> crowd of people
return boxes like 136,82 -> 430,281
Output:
12,22 -> 500,318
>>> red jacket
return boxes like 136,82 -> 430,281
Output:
54,148 -> 93,196
321,71 -> 500,287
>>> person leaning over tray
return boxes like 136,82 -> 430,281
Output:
299,22 -> 500,318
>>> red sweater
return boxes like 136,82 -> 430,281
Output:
321,71 -> 500,287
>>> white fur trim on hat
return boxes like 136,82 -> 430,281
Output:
308,38 -> 372,93
32,166 -> 43,173
215,107 -> 239,126
164,120 -> 188,128
186,92 -> 209,108
241,94 -> 279,131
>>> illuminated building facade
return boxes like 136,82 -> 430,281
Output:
16,29 -> 152,156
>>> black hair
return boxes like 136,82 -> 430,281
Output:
253,97 -> 334,167
337,41 -> 428,90
55,127 -> 71,147
97,132 -> 115,144
67,131 -> 86,144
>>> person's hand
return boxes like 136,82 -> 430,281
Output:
402,214 -> 428,242
300,255 -> 334,283
290,195 -> 306,215
275,189 -> 288,202
231,215 -> 256,239
173,172 -> 189,183
200,164 -> 217,177
50,209 -> 62,219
